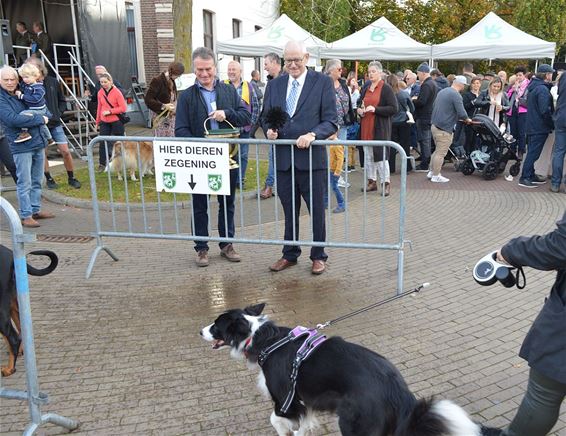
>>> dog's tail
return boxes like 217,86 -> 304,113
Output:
27,250 -> 58,276
395,398 -> 485,436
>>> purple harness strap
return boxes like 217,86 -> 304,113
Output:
256,326 -> 327,414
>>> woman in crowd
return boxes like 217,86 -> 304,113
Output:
357,61 -> 398,196
96,72 -> 127,171
324,59 -> 353,213
387,74 -> 414,172
144,61 -> 184,137
507,66 -> 530,159
474,76 -> 510,130
462,77 -> 482,154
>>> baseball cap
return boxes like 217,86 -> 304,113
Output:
453,75 -> 467,85
537,64 -> 554,74
417,62 -> 430,73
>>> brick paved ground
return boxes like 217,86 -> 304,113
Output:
1,160 -> 566,435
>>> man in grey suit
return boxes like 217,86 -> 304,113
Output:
262,41 -> 337,275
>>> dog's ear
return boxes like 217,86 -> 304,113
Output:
244,303 -> 265,316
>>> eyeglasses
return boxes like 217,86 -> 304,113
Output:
284,57 -> 305,65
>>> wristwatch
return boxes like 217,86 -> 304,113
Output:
308,132 -> 317,138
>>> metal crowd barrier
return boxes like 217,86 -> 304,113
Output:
0,197 -> 79,435
86,136 -> 409,293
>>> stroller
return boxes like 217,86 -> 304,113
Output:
461,114 -> 522,180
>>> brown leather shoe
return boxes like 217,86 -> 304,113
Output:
260,185 -> 273,199
312,259 -> 326,275
21,217 -> 40,228
32,211 -> 55,219
383,182 -> 390,197
220,244 -> 241,262
195,250 -> 209,267
362,180 -> 377,192
269,258 -> 297,272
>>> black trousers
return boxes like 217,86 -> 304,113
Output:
192,168 -> 237,252
391,122 -> 412,172
277,168 -> 327,262
0,136 -> 17,182
98,121 -> 125,166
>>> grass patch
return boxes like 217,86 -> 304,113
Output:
53,159 -> 269,203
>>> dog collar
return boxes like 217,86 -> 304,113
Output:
243,336 -> 253,358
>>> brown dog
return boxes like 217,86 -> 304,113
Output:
0,245 -> 58,377
107,140 -> 154,181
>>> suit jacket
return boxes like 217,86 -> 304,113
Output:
261,69 -> 337,171
33,32 -> 52,58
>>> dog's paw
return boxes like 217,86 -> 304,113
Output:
1,366 -> 16,377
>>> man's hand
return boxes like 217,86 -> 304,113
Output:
464,118 -> 473,125
364,105 -> 376,113
266,128 -> 278,140
164,103 -> 175,112
209,110 -> 226,122
15,90 -> 22,97
84,88 -> 91,97
296,132 -> 315,149
496,250 -> 509,264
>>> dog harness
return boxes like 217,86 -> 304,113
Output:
254,326 -> 327,413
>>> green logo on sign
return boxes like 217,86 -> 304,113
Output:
484,25 -> 502,39
208,174 -> 222,192
163,172 -> 176,189
268,26 -> 284,40
370,28 -> 387,42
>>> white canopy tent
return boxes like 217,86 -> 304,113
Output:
216,14 -> 328,58
320,17 -> 431,61
432,12 -> 556,61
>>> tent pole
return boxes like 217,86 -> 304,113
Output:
535,59 -> 539,71
70,0 -> 85,94
41,0 -> 47,33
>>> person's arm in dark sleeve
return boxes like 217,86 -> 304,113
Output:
374,85 -> 398,117
312,75 -> 338,138
224,87 -> 251,128
174,90 -> 194,137
57,81 -> 66,116
144,77 -> 164,113
500,92 -> 510,113
501,212 -> 566,271
407,94 -> 415,113
249,83 -> 260,126
0,107 -> 45,129
473,92 -> 490,109
259,81 -> 272,134
539,91 -> 554,130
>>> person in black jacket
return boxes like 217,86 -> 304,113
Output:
496,209 -> 566,436
519,64 -> 555,189
473,77 -> 510,130
25,58 -> 81,189
412,63 -> 437,171
175,47 -> 251,267
460,77 -> 481,154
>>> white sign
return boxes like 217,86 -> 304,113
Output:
153,140 -> 230,195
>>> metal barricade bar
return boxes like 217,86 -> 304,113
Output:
85,136 -> 408,294
0,197 -> 79,435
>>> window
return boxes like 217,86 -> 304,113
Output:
254,25 -> 262,72
232,19 -> 242,62
125,2 -> 138,79
203,10 -> 214,50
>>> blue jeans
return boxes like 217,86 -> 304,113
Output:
13,148 -> 45,219
551,131 -> 566,187
416,119 -> 432,166
236,131 -> 249,186
265,144 -> 275,187
521,133 -> 549,181
21,108 -> 52,141
509,111 -> 527,154
325,174 -> 344,209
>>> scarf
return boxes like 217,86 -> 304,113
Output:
488,91 -> 503,126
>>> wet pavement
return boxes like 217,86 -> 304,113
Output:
1,149 -> 566,435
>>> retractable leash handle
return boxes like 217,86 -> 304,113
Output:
473,251 -> 526,289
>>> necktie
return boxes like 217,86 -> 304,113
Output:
286,79 -> 299,116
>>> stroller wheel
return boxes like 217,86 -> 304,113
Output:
483,162 -> 498,181
462,160 -> 475,176
509,162 -> 521,177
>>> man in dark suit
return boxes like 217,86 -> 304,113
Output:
262,41 -> 338,275
31,22 -> 52,61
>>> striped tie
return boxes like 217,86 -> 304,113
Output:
286,79 -> 299,116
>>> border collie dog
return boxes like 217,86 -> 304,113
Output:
201,304 -> 502,436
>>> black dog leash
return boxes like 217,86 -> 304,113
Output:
316,283 -> 430,330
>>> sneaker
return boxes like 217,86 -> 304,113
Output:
337,176 -> 350,188
431,174 -> 449,183
426,171 -> 433,179
532,175 -> 547,184
550,184 -> 560,193
46,178 -> 59,190
195,250 -> 209,267
414,165 -> 429,173
68,178 -> 81,189
348,165 -> 356,172
220,244 -> 241,262
518,179 -> 537,188
98,164 -> 106,172
332,205 -> 345,213
14,132 -> 32,143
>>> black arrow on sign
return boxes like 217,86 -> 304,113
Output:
188,174 -> 197,190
